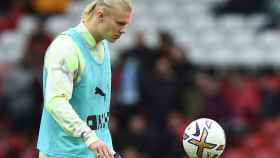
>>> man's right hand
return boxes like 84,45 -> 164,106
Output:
89,140 -> 114,158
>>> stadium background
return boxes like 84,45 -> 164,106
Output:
0,0 -> 280,157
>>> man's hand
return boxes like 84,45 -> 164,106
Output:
89,140 -> 114,158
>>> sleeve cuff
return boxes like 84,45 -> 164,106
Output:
84,131 -> 100,147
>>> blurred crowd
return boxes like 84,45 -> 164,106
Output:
0,0 -> 280,158
213,0 -> 280,31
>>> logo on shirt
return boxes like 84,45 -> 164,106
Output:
95,87 -> 105,97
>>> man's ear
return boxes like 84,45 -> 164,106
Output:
95,9 -> 104,23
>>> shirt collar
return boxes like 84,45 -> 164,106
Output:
75,22 -> 96,48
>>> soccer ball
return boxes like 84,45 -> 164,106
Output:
182,118 -> 226,158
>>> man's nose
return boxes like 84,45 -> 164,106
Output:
120,29 -> 126,35
120,26 -> 128,34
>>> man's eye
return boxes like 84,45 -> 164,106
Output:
117,22 -> 126,26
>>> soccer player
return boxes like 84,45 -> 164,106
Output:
37,0 -> 133,158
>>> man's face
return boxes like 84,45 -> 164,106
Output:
101,7 -> 132,43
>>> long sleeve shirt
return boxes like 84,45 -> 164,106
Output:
43,23 -> 106,146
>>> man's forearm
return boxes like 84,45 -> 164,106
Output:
46,96 -> 99,146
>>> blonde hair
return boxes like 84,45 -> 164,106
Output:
81,0 -> 132,22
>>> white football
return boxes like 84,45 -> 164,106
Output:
182,118 -> 226,158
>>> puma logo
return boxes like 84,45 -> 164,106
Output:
95,87 -> 105,97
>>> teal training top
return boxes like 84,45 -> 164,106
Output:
37,28 -> 112,158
